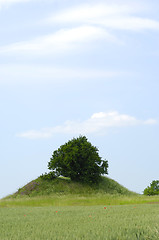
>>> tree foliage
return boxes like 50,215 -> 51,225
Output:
48,136 -> 108,184
143,180 -> 159,195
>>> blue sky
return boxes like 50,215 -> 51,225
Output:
0,0 -> 159,198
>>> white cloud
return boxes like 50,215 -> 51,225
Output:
47,4 -> 133,23
0,25 -> 114,54
0,64 -> 122,84
47,3 -> 159,31
144,119 -> 157,125
1,3 -> 158,56
0,1 -> 158,59
96,17 -> 159,31
17,111 -> 157,139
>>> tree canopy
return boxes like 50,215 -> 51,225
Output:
143,180 -> 159,195
48,136 -> 108,184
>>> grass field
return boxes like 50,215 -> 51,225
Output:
0,204 -> 159,240
1,194 -> 159,207
1,177 -> 159,239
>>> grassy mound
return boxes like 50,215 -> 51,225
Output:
2,177 -> 159,207
6,176 -> 135,199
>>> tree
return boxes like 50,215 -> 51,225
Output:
48,136 -> 108,184
143,180 -> 159,195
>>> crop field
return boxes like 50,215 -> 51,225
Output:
0,204 -> 159,240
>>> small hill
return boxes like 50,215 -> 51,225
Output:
7,176 -> 136,199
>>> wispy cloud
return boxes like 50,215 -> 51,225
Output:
47,3 -> 159,31
47,4 -> 133,23
0,25 -> 115,54
17,111 -> 157,139
94,17 -> 159,31
1,2 -> 158,56
0,64 -> 122,84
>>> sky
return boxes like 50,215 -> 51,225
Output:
0,0 -> 159,198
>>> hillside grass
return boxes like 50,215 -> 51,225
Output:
6,176 -> 136,198
1,176 -> 159,207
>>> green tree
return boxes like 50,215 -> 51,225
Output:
48,136 -> 108,184
143,180 -> 159,195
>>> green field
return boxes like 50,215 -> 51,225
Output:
1,193 -> 159,208
1,177 -> 159,239
0,204 -> 159,240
